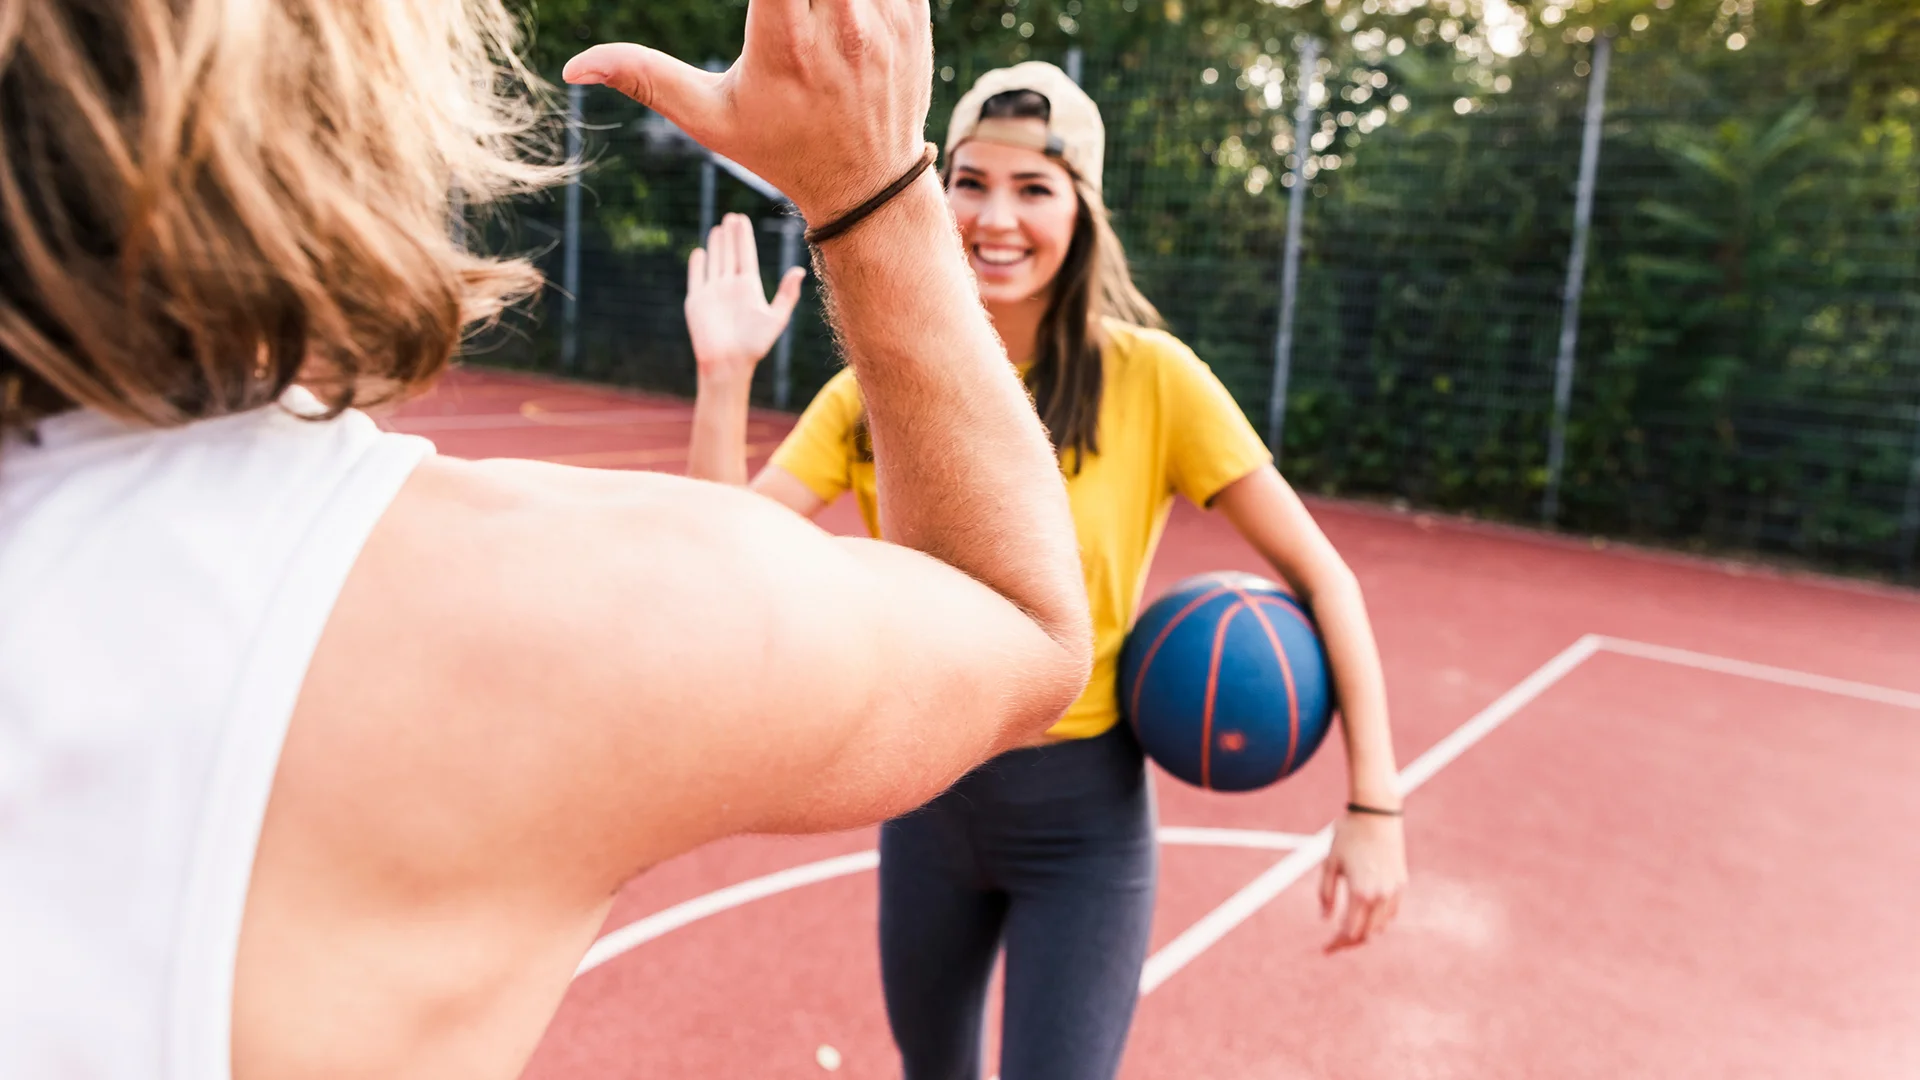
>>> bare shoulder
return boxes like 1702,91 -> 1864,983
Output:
289,456 -> 883,886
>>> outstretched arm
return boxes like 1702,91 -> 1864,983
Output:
570,0 -> 1088,664
564,1 -> 1090,809
684,213 -> 805,486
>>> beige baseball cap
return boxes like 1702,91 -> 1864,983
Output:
945,61 -> 1106,195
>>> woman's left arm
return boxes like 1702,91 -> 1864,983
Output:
1212,465 -> 1407,952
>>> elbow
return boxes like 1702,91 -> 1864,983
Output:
1009,615 -> 1095,745
1299,559 -> 1363,608
1050,622 -> 1097,718
1049,592 -> 1097,712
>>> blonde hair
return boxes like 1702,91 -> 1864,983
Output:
0,0 -> 567,439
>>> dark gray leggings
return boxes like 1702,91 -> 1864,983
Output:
878,725 -> 1158,1080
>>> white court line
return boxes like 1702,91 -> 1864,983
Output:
1137,633 -> 1920,996
577,636 -> 1920,987
577,850 -> 879,976
1395,634 -> 1606,793
575,827 -> 1307,979
1154,826 -> 1314,851
1595,637 -> 1920,712
1137,633 -> 1605,995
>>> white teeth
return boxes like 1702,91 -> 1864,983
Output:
973,246 -> 1029,267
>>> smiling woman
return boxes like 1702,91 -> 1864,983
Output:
678,59 -> 1408,1080
938,83 -> 1161,469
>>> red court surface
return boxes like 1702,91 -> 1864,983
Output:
384,368 -> 1920,1080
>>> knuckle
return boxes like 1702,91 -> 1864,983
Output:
778,35 -> 809,70
609,69 -> 652,106
837,18 -> 876,59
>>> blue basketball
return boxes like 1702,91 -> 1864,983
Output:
1119,571 -> 1334,792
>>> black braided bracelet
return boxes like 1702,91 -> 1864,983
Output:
803,143 -> 940,246
1346,802 -> 1404,817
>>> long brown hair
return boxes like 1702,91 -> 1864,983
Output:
856,89 -> 1161,473
0,0 -> 566,443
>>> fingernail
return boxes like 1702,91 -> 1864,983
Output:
566,70 -> 606,86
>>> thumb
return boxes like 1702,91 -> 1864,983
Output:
1318,857 -> 1340,919
566,44 -> 726,144
770,266 -> 807,325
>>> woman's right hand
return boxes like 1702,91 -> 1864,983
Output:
686,213 -> 807,386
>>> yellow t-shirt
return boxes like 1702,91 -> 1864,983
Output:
769,320 -> 1274,740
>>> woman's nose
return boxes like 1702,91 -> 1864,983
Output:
975,188 -> 1020,232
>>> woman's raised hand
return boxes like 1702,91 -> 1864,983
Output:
686,214 -> 806,386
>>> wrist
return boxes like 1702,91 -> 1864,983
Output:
695,367 -> 755,399
1347,772 -> 1401,812
795,142 -> 938,232
806,169 -> 950,270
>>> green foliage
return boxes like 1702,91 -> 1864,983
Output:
494,0 -> 1920,575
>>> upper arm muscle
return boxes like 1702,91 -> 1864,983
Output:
314,457 -> 1076,897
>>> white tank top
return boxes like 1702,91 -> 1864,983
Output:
0,389 -> 432,1079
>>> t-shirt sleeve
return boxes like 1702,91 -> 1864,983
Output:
1156,336 -> 1275,508
767,368 -> 862,504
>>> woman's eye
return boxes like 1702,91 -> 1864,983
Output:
953,177 -> 985,191
1021,184 -> 1054,199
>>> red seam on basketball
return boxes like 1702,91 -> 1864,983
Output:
1273,626 -> 1303,778
1201,600 -> 1245,790
1127,585 -> 1237,725
1256,595 -> 1316,632
1236,597 -> 1302,778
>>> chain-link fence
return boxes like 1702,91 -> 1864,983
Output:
469,29 -> 1920,578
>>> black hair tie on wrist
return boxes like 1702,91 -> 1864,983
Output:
1346,802 -> 1403,818
804,143 -> 940,247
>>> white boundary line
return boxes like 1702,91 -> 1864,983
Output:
1154,826 -> 1316,851
1594,637 -> 1920,712
1138,634 -> 1920,995
575,827 -> 1309,978
1138,633 -> 1605,994
577,850 -> 878,976
577,636 -> 1920,986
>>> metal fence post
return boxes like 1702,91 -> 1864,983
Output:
771,215 -> 805,410
1065,46 -> 1084,85
695,158 -> 718,238
560,81 -> 585,373
1266,36 -> 1319,461
698,59 -> 725,240
1542,36 -> 1612,525
1899,403 -> 1920,578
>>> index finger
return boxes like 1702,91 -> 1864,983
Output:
1327,891 -> 1370,953
741,0 -> 812,48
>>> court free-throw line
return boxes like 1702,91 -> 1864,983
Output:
1137,633 -> 1606,995
574,828 -> 1308,979
1595,637 -> 1920,712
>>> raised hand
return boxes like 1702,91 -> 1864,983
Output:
564,0 -> 933,226
686,214 -> 806,386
